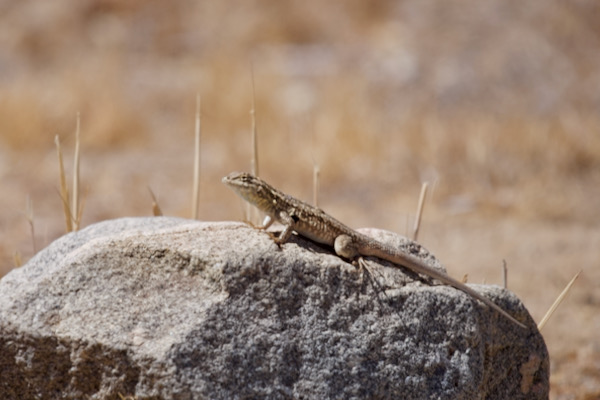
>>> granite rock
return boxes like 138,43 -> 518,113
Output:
0,217 -> 549,399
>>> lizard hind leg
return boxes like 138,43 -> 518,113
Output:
352,257 -> 373,302
357,257 -> 396,316
356,256 -> 368,286
334,234 -> 360,260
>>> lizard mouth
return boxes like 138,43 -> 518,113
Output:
222,172 -> 262,200
221,172 -> 240,187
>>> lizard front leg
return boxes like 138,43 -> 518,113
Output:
243,214 -> 273,231
246,215 -> 280,242
246,214 -> 286,245
250,213 -> 294,246
256,215 -> 274,230
270,210 -> 295,245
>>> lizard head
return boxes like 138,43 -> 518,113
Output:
222,172 -> 280,214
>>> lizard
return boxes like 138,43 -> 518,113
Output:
222,171 -> 528,329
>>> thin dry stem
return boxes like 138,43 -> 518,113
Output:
13,251 -> 22,268
72,113 -> 81,231
250,67 -> 259,178
538,269 -> 582,331
25,195 -> 36,254
412,182 -> 429,241
312,164 -> 320,207
55,187 -> 75,232
77,186 -> 88,224
192,94 -> 201,219
55,135 -> 73,232
502,259 -> 508,289
249,68 -> 259,224
148,186 -> 163,216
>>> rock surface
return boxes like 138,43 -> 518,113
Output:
0,217 -> 549,399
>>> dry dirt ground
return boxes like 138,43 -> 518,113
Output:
1,1 -> 599,398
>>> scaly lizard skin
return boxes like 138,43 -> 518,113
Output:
222,172 -> 527,329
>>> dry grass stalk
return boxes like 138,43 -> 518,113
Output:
250,68 -> 259,178
54,135 -> 73,232
412,182 -> 429,241
148,186 -> 163,216
537,269 -> 582,331
13,251 -> 22,268
249,69 -> 259,224
72,113 -> 81,231
192,94 -> 201,219
25,195 -> 36,254
312,164 -> 320,207
503,259 -> 508,289
76,187 -> 88,225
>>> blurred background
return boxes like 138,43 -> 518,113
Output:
0,1 -> 598,397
